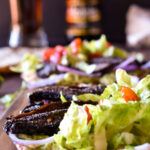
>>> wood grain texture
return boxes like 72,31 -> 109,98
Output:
0,90 -> 28,150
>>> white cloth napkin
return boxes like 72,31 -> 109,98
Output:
126,5 -> 150,48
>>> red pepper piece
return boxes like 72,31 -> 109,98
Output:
43,46 -> 67,64
105,42 -> 112,48
55,45 -> 67,55
43,48 -> 55,62
70,38 -> 82,55
50,51 -> 62,64
120,86 -> 139,102
84,106 -> 92,125
98,99 -> 104,105
88,52 -> 102,59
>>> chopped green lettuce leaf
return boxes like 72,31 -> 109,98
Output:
55,99 -> 150,150
83,35 -> 108,53
108,132 -> 140,150
125,145 -> 135,150
0,81 -> 27,108
103,46 -> 127,58
75,61 -> 96,74
100,69 -> 149,103
10,70 -> 150,150
0,94 -> 15,107
54,71 -> 150,150
94,127 -> 107,150
55,102 -> 95,149
100,73 -> 115,86
11,54 -> 42,83
99,69 -> 150,103
58,73 -> 100,85
60,91 -> 67,103
83,35 -> 128,58
99,83 -> 123,103
73,93 -> 101,102
116,69 -> 137,88
11,53 -> 41,73
66,49 -> 87,68
135,75 -> 150,100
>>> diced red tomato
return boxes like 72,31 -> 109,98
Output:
70,38 -> 82,55
88,52 -> 102,59
98,99 -> 104,105
120,86 -> 139,102
43,46 -> 67,64
55,45 -> 67,55
84,106 -> 92,125
49,51 -> 62,64
105,42 -> 112,48
43,48 -> 55,62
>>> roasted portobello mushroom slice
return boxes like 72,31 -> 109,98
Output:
28,85 -> 105,104
4,101 -> 97,136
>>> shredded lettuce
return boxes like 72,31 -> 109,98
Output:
135,75 -> 150,100
99,83 -> 123,103
125,145 -> 135,150
55,100 -> 150,150
11,54 -> 42,83
54,70 -> 150,149
116,69 -> 138,88
55,102 -> 98,150
83,35 -> 108,54
100,73 -> 115,86
64,35 -> 128,73
100,69 -> 148,103
75,61 -> 96,74
103,46 -> 127,58
108,132 -> 140,150
58,73 -> 100,85
65,35 -> 128,75
0,81 -> 27,108
66,48 -> 88,68
11,53 -> 41,73
83,35 -> 128,58
73,93 -> 101,102
60,91 -> 67,103
0,94 -> 15,107
10,69 -> 150,150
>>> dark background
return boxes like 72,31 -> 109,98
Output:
0,0 -> 150,47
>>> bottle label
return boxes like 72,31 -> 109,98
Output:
67,23 -> 102,37
66,0 -> 102,37
66,1 -> 101,23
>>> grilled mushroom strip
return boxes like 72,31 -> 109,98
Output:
21,103 -> 43,113
28,85 -> 105,104
4,101 -> 97,136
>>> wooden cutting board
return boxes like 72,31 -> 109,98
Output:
0,90 -> 28,149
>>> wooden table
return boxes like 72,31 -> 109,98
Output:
0,74 -> 22,97
0,74 -> 22,116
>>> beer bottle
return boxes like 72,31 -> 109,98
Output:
9,0 -> 48,48
66,0 -> 102,41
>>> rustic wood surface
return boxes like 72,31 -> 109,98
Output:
0,90 -> 28,150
